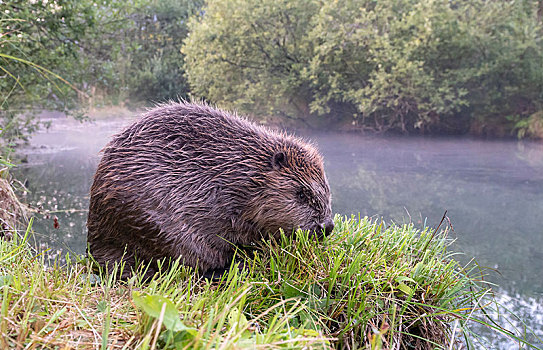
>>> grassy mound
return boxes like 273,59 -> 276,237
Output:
0,216 -> 534,349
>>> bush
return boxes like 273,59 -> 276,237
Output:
183,0 -> 320,125
183,0 -> 543,136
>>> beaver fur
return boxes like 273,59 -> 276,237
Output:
87,102 -> 333,277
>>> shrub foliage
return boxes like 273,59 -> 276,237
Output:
183,0 -> 543,135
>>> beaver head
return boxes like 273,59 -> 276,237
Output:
243,138 -> 333,238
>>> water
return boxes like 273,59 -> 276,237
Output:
11,115 -> 543,348
309,133 -> 543,348
311,133 -> 543,296
12,115 -> 135,257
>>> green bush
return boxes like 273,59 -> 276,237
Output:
125,0 -> 203,103
183,0 -> 543,136
182,0 -> 320,124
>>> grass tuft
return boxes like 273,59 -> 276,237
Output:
0,215 -> 539,349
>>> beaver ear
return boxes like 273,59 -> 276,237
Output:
272,151 -> 288,170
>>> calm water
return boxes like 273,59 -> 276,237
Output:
12,115 -> 543,348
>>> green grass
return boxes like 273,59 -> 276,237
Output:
0,215 -> 539,349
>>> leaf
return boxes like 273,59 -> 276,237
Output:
412,262 -> 424,280
132,291 -> 187,332
281,282 -> 303,299
395,276 -> 416,284
0,275 -> 13,288
96,300 -> 108,313
397,283 -> 414,296
160,329 -> 199,349
227,306 -> 249,331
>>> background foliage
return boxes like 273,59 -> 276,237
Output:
74,0 -> 202,106
0,0 -> 95,149
0,0 -> 200,155
184,0 -> 543,135
1,0 -> 542,139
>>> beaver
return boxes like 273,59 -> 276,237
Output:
87,101 -> 333,278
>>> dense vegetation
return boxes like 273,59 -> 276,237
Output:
1,216 -> 535,349
1,0 -> 542,141
184,0 -> 543,135
0,0 -> 201,153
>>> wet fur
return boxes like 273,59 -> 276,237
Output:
87,102 -> 333,277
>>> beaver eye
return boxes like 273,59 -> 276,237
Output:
296,189 -> 308,202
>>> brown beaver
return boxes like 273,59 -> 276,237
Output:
87,101 -> 333,278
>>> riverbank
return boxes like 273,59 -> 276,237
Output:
1,215 -> 533,349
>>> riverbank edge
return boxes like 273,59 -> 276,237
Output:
1,213 -> 531,349
32,106 -> 543,141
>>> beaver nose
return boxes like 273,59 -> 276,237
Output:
319,219 -> 334,236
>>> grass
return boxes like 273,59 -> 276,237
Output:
0,215 -> 539,349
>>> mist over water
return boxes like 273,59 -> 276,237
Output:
13,115 -> 135,257
309,133 -> 543,296
11,115 -> 543,347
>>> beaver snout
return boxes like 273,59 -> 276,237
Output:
310,219 -> 334,238
321,219 -> 334,236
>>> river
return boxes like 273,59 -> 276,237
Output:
11,113 -> 543,348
